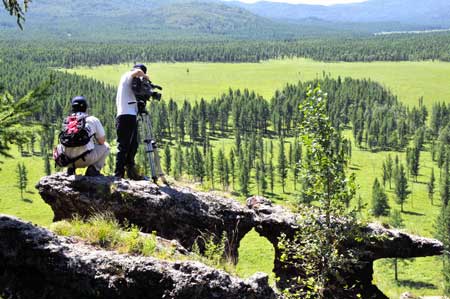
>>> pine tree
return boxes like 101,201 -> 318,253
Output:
164,143 -> 171,175
238,153 -> 249,197
428,167 -> 436,206
395,164 -> 410,212
0,80 -> 51,163
288,142 -> 293,169
386,154 -> 393,189
292,141 -> 301,191
394,155 -> 400,178
278,138 -> 288,193
268,159 -> 274,194
3,0 -> 30,29
407,146 -> 420,181
438,143 -> 447,169
224,159 -> 230,191
356,195 -> 364,216
185,146 -> 193,178
16,162 -> 27,200
255,159 -> 267,196
255,160 -> 261,195
442,154 -> 450,207
173,143 -> 183,179
269,140 -> 274,160
207,148 -> 215,189
382,162 -> 388,188
192,145 -> 205,183
371,178 -> 390,217
44,153 -> 51,176
216,148 -> 226,190
229,148 -> 236,189
436,203 -> 450,295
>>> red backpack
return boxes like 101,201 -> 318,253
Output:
58,114 -> 92,148
53,114 -> 93,167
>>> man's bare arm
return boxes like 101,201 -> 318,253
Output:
97,136 -> 106,145
130,69 -> 149,80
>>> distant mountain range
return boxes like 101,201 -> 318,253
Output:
1,0 -> 449,41
0,0 -> 304,40
227,0 -> 450,27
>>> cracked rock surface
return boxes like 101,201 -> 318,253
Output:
0,214 -> 276,299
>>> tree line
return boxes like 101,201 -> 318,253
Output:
3,32 -> 450,68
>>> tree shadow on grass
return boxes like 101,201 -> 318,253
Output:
397,279 -> 437,289
402,210 -> 425,216
265,192 -> 285,201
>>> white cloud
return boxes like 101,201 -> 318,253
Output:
225,0 -> 367,5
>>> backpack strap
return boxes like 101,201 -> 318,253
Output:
68,149 -> 93,167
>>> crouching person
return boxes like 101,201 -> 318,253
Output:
54,96 -> 109,176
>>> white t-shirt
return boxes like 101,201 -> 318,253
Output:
64,113 -> 105,159
116,71 -> 138,116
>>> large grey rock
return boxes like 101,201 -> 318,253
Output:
37,174 -> 255,263
0,214 -> 277,299
35,174 -> 444,299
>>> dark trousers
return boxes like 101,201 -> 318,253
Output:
115,114 -> 138,176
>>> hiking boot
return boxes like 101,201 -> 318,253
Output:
114,172 -> 124,179
67,167 -> 76,176
85,165 -> 102,177
126,165 -> 144,180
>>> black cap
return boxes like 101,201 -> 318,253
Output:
133,63 -> 147,74
71,96 -> 88,112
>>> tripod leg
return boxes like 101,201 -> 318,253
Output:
141,115 -> 157,181
144,114 -> 168,184
151,140 -> 168,184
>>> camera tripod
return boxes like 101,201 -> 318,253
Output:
138,111 -> 167,184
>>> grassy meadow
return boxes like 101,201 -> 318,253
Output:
0,147 -> 53,227
1,58 -> 450,298
67,58 -> 450,108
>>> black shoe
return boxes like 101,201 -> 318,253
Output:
67,167 -> 76,176
85,166 -> 102,177
126,165 -> 144,180
114,168 -> 124,179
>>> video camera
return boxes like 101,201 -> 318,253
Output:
131,77 -> 163,113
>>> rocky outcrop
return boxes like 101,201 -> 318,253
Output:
36,174 -> 444,299
248,196 -> 443,299
0,214 -> 276,299
37,174 -> 255,262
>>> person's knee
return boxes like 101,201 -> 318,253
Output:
104,142 -> 111,153
100,144 -> 110,159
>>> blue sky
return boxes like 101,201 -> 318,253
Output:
226,0 -> 367,5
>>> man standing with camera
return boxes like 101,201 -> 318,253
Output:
114,64 -> 148,179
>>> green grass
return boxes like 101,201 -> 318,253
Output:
236,229 -> 275,284
50,214 -> 237,273
0,146 -> 53,227
68,58 -> 450,108
347,138 -> 443,298
50,214 -> 182,259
